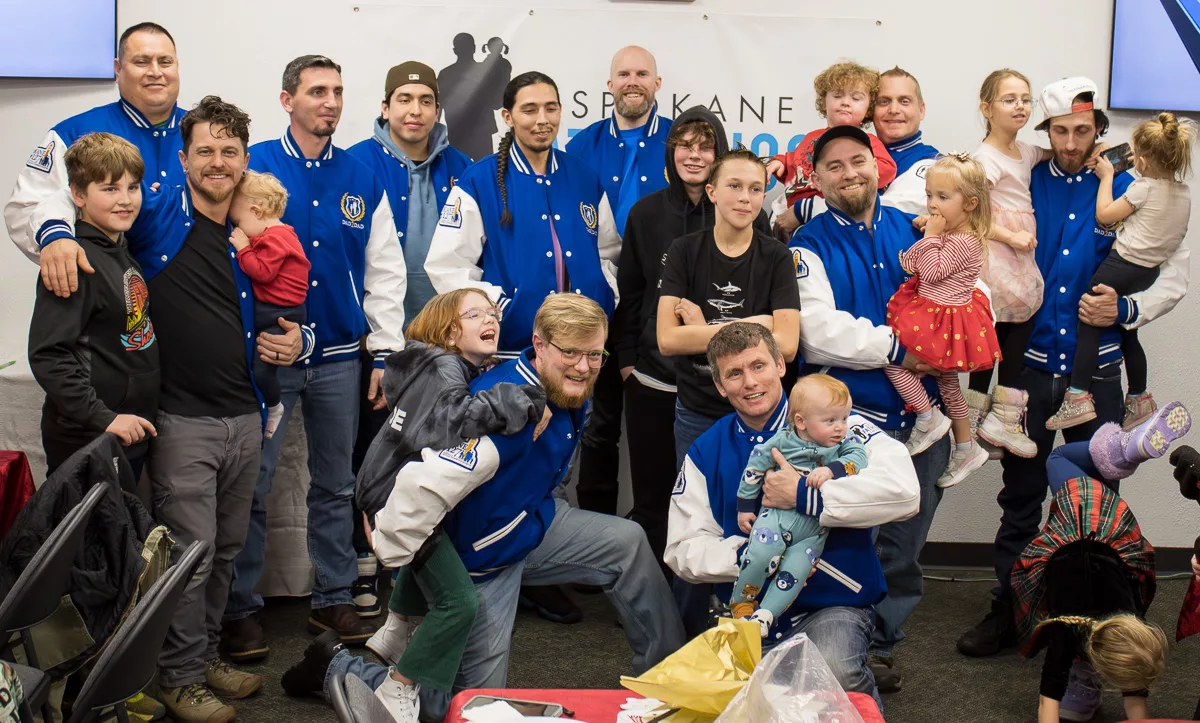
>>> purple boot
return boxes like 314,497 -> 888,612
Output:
1089,423 -> 1139,480
1090,402 -> 1192,480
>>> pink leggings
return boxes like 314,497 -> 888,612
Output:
884,365 -> 969,420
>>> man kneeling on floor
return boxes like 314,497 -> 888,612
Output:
665,322 -> 919,709
281,294 -> 686,721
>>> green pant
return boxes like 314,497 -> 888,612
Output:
388,532 -> 478,692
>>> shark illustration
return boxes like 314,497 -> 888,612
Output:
713,282 -> 742,296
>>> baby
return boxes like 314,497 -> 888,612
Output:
731,374 -> 868,637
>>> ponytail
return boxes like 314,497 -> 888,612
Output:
496,130 -> 515,226
1132,111 -> 1198,181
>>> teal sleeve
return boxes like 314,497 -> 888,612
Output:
835,439 -> 869,475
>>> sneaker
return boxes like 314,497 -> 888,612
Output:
905,408 -> 952,456
353,553 -> 382,618
159,683 -> 236,723
124,692 -> 166,721
1059,661 -> 1101,722
265,403 -> 285,440
937,442 -> 988,488
956,598 -> 1016,657
518,585 -> 583,624
366,613 -> 417,667
281,629 -> 344,698
1046,390 -> 1097,431
308,603 -> 374,644
747,609 -> 774,638
1123,392 -> 1159,431
205,658 -> 263,700
220,615 -> 268,663
868,653 -> 902,694
374,674 -> 421,723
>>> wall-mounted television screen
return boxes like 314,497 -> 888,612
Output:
0,1 -> 117,79
1111,0 -> 1200,112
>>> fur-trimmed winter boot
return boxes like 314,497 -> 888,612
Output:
978,386 -> 1037,458
1089,401 -> 1192,480
966,389 -> 1003,460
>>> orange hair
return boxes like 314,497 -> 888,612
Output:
405,288 -> 496,358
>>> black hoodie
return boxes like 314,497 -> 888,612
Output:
612,106 -> 769,386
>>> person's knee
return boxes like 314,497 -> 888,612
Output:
435,590 -> 480,629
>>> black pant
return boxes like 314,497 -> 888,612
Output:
252,300 -> 306,407
577,346 -> 624,515
351,349 -> 390,556
1070,251 -> 1160,393
968,320 -> 1034,393
992,365 -> 1124,599
624,375 -> 679,576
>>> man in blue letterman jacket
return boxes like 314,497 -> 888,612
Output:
788,126 -> 950,692
223,55 -> 408,653
314,296 -> 684,720
666,323 -> 919,710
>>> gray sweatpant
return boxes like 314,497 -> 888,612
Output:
149,411 -> 261,688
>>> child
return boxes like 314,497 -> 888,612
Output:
967,69 -> 1053,460
227,170 -> 311,439
28,132 -> 159,478
884,154 -> 1001,488
730,374 -> 867,638
1046,113 -> 1195,431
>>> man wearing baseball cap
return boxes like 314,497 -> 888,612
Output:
789,124 -> 949,694
345,62 -> 472,617
957,78 -> 1189,691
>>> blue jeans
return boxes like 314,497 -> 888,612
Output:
870,429 -> 950,658
226,358 -> 361,616
674,400 -> 722,471
772,606 -> 882,712
327,498 -> 686,722
1046,442 -> 1116,495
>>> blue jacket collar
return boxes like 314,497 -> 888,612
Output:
280,126 -> 335,161
826,196 -> 885,228
1048,158 -> 1093,178
119,97 -> 183,130
884,131 -> 925,154
514,347 -> 543,388
733,393 -> 790,437
606,102 -> 662,139
507,141 -> 560,177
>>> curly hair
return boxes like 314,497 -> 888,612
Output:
813,61 -> 880,124
180,95 -> 251,153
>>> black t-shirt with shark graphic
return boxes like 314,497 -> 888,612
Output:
659,227 -> 800,419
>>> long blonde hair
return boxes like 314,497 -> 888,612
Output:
1132,111 -> 1197,182
927,154 -> 992,251
978,68 -> 1031,139
1036,614 -> 1168,693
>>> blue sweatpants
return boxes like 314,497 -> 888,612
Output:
732,507 -> 827,619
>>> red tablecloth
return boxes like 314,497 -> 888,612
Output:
447,688 -> 885,722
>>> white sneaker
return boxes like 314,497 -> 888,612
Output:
265,403 -> 285,439
374,674 -> 420,723
366,613 -> 417,666
906,408 -> 952,456
748,609 -> 775,638
938,442 -> 989,488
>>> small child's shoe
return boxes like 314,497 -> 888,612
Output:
374,674 -> 420,723
937,442 -> 988,488
366,612 -> 417,667
966,389 -> 1003,460
906,408 -> 952,456
265,403 -> 285,439
748,609 -> 775,638
1123,392 -> 1158,431
1126,400 -> 1191,461
730,602 -> 756,619
978,386 -> 1037,458
1046,390 -> 1097,431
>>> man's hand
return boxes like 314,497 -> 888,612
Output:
1191,554 -> 1200,579
675,298 -> 706,326
40,238 -> 93,297
1078,284 -> 1119,327
900,349 -> 940,377
532,406 -> 552,441
258,318 -> 303,366
620,365 -> 634,382
367,367 -> 387,410
738,511 -> 757,534
762,448 -> 800,510
806,466 -> 833,488
924,212 -> 947,238
912,214 -> 930,232
1006,230 -> 1037,252
772,206 -> 800,243
106,414 -> 157,446
229,227 -> 250,251
362,512 -> 374,550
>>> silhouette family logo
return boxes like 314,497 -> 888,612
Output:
438,33 -> 513,162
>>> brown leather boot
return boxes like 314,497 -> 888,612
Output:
308,603 -> 374,644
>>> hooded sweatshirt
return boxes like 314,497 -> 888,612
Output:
613,106 -> 769,388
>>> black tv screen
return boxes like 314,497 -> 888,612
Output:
0,1 -> 117,79
1111,0 -> 1200,112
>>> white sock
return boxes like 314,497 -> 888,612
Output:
265,403 -> 285,439
917,409 -> 933,423
955,441 -> 973,453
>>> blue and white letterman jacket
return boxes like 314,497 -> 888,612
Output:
880,131 -> 940,216
1026,161 -> 1189,375
6,98 -> 187,260
789,202 -> 933,430
666,396 -> 918,621
425,143 -> 621,358
250,130 -> 407,368
371,348 -> 585,579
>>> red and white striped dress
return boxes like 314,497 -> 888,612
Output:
886,231 -> 1002,374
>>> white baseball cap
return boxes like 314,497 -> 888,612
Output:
1036,77 -> 1100,130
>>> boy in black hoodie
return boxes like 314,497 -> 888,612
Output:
28,132 -> 159,476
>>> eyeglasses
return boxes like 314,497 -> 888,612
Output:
459,307 -> 502,322
548,340 -> 608,368
995,96 -> 1037,109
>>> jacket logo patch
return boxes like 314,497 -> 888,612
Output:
26,141 -> 55,173
672,468 -> 686,495
792,248 -> 808,279
579,202 -> 598,235
341,193 -> 366,229
389,407 -> 407,432
439,438 -> 479,470
848,421 -> 881,444
122,268 -> 155,351
439,198 -> 462,228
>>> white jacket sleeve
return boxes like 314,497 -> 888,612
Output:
371,437 -> 501,568
1124,242 -> 1189,329
4,129 -> 76,261
881,161 -> 934,216
363,193 -> 407,360
795,246 -> 902,369
596,193 -> 621,304
816,416 -> 919,528
665,455 -> 744,584
426,186 -> 506,303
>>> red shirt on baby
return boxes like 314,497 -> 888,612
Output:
235,224 -> 311,307
770,127 -> 898,206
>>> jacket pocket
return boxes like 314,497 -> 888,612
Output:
117,369 -> 161,420
471,510 -> 528,552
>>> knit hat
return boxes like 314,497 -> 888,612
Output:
385,61 -> 438,103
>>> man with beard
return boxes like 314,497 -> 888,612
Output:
956,79 -> 1189,690
281,295 -> 685,721
221,55 -> 408,658
788,126 -> 949,694
873,67 -> 939,216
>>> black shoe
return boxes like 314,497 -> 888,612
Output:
956,597 -> 1017,657
308,603 -> 375,644
281,630 -> 343,698
868,654 -> 902,694
518,585 -> 583,624
220,615 -> 269,663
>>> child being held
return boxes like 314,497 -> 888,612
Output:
1046,112 -> 1196,432
730,374 -> 868,638
884,154 -> 1001,488
228,170 -> 311,438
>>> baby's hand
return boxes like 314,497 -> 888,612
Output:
738,512 -> 756,534
924,213 -> 946,238
229,227 -> 250,250
806,467 -> 833,488
765,159 -> 785,179
1093,154 -> 1114,180
1007,230 -> 1037,252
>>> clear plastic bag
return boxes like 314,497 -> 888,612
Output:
714,633 -> 865,723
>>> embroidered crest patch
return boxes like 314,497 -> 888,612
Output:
579,202 -> 597,234
672,468 -> 686,495
341,193 -> 366,223
848,421 -> 882,444
439,198 -> 462,228
26,141 -> 55,173
439,438 -> 480,470
792,248 -> 808,279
